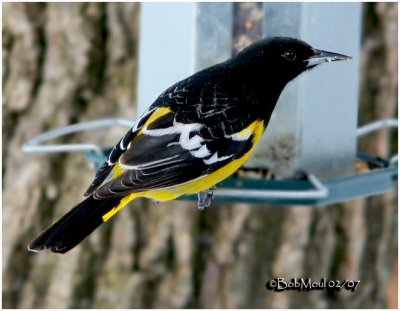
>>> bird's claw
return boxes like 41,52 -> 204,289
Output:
197,187 -> 215,210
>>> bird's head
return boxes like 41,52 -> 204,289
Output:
233,37 -> 351,91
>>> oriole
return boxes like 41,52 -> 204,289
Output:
28,37 -> 351,253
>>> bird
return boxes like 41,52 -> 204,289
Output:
28,37 -> 351,254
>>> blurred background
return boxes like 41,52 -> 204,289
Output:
2,2 -> 397,308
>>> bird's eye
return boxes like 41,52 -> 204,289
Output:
282,50 -> 297,61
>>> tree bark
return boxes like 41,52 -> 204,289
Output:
2,3 -> 397,308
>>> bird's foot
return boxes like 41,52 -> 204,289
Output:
197,187 -> 215,210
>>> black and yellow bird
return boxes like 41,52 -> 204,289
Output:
28,37 -> 351,253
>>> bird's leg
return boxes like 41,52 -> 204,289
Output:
197,186 -> 215,210
293,169 -> 308,180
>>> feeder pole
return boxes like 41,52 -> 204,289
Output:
249,3 -> 362,179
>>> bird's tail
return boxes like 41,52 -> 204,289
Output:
28,194 -> 135,254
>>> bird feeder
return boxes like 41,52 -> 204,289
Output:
22,117 -> 398,206
22,3 -> 398,206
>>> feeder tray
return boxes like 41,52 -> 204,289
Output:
22,118 -> 398,206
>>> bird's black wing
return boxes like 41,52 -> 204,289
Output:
93,106 -> 256,199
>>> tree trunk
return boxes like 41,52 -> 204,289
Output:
2,3 -> 397,308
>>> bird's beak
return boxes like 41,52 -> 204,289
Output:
306,49 -> 352,68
